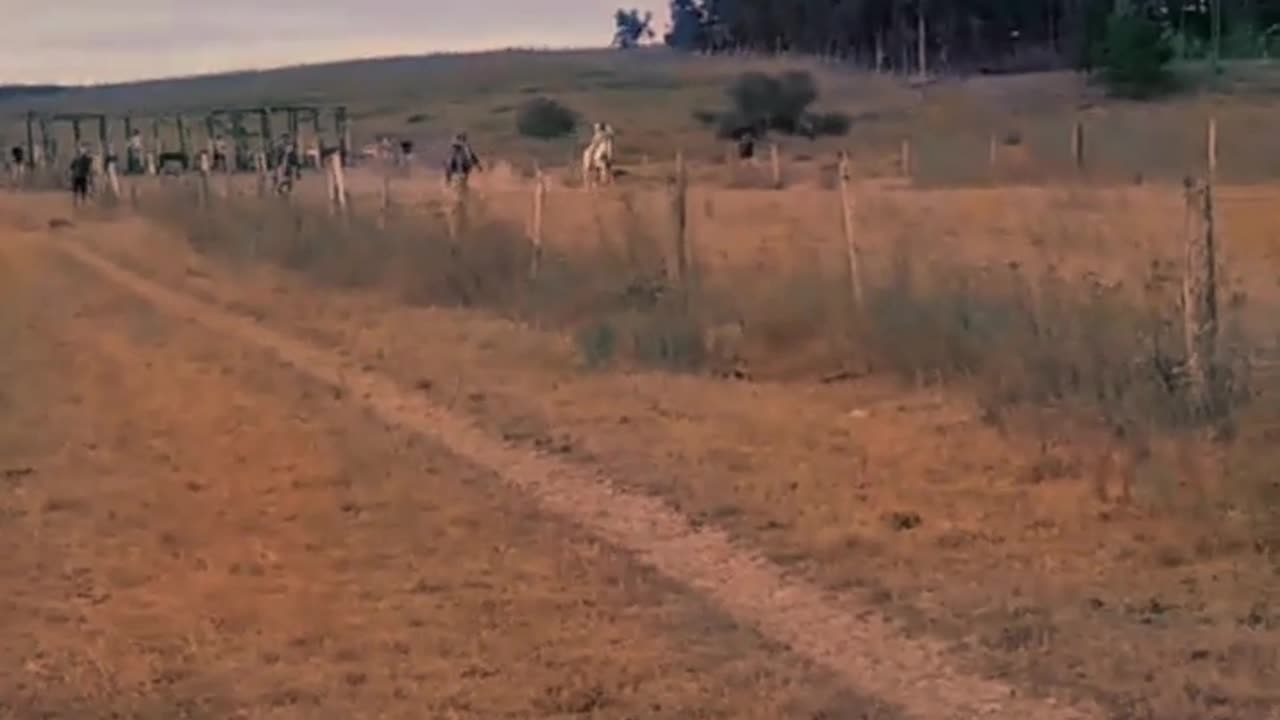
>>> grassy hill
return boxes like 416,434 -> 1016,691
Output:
6,48 -> 1280,183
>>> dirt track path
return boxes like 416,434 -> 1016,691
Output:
24,224 -> 1107,720
1,235 -> 879,718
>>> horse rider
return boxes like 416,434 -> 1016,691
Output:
444,132 -> 481,187
583,122 -> 616,186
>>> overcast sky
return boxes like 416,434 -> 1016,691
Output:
3,1 -> 670,85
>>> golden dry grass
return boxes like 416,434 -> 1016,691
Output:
0,227 -> 883,718
22,164 -> 1276,719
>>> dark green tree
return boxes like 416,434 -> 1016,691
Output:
613,8 -> 656,49
1098,8 -> 1175,97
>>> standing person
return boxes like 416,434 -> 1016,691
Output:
444,132 -> 481,187
8,146 -> 24,183
212,134 -> 230,172
271,132 -> 301,194
126,130 -> 145,175
69,145 -> 94,207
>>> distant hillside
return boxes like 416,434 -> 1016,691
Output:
0,85 -> 71,102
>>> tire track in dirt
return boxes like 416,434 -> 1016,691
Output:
53,236 -> 1103,720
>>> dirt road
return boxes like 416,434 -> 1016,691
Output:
1,232 -> 886,718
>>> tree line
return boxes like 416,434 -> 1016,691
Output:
649,1 -> 1280,73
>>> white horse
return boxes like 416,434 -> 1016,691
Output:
582,122 -> 616,188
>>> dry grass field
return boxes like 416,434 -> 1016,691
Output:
3,48 -> 1280,720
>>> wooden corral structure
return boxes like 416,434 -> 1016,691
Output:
203,104 -> 352,170
22,104 -> 351,174
25,111 -> 112,167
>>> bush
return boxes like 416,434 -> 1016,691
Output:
1098,12 -> 1175,99
727,70 -> 818,134
704,71 -> 847,138
516,97 -> 578,139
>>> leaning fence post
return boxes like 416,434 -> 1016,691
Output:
529,166 -> 546,280
838,151 -> 864,312
1182,176 -> 1220,416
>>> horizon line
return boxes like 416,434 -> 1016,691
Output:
2,43 -> 673,89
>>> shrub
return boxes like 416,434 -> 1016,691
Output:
727,70 -> 819,133
706,70 -> 847,138
1098,11 -> 1175,99
516,97 -> 578,139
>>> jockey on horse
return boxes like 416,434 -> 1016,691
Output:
582,122 -> 616,188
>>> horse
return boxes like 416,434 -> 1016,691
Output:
582,122 -> 616,188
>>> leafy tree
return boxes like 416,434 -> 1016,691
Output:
1098,9 -> 1175,98
664,0 -> 706,50
613,8 -> 656,49
640,0 -> 1280,84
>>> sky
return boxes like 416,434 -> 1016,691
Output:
2,0 -> 670,85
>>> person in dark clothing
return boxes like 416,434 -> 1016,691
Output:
69,148 -> 94,206
731,126 -> 758,160
444,132 -> 481,186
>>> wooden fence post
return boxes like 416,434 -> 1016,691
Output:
223,145 -> 234,198
197,151 -> 211,208
673,150 -> 691,291
770,142 -> 782,189
1072,120 -> 1085,172
1182,176 -> 1220,416
105,157 -> 122,201
377,162 -> 392,228
327,151 -> 348,214
529,166 -> 546,280
255,151 -> 267,197
1206,116 -> 1218,181
24,112 -> 35,170
838,152 -> 864,312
